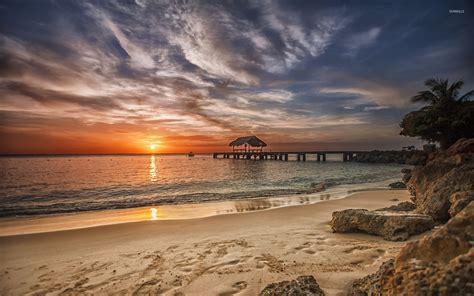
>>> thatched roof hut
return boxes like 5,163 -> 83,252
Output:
229,136 -> 267,151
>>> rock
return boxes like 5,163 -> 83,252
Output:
376,201 -> 416,212
396,201 -> 474,265
408,138 -> 474,221
350,259 -> 395,296
423,143 -> 437,153
447,138 -> 474,154
259,275 -> 325,296
330,209 -> 434,241
388,181 -> 406,189
409,159 -> 474,221
352,249 -> 474,295
402,171 -> 412,184
449,191 -> 474,217
406,152 -> 428,165
349,202 -> 474,296
401,168 -> 412,174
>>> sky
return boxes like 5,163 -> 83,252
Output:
0,0 -> 473,154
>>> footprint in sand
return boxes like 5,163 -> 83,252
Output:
166,245 -> 179,251
132,278 -> 162,295
217,281 -> 248,296
232,281 -> 248,290
349,248 -> 386,266
342,245 -> 372,253
254,254 -> 285,272
294,241 -> 311,251
293,242 -> 318,255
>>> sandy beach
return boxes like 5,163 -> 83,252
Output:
0,190 -> 421,295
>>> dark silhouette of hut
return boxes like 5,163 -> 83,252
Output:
229,136 -> 267,153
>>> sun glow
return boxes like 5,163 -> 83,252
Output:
149,143 -> 157,150
150,207 -> 158,220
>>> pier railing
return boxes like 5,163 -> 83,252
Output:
212,151 -> 368,162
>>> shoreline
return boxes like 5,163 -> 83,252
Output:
0,189 -> 419,295
0,179 -> 401,237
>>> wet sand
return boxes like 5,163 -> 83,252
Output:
0,190 -> 419,295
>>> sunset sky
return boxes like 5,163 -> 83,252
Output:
0,0 -> 472,154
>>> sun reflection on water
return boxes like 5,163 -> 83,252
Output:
149,155 -> 157,182
150,207 -> 158,220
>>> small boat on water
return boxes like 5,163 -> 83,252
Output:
188,152 -> 195,157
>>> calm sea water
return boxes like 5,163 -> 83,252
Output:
0,154 -> 406,217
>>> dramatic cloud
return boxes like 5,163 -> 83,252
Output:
0,0 -> 472,153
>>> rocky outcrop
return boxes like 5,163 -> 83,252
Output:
401,168 -> 412,174
349,139 -> 474,295
330,208 -> 434,241
448,137 -> 474,154
396,201 -> 473,265
350,259 -> 395,296
350,201 -> 474,296
376,201 -> 416,212
259,276 -> 324,296
401,168 -> 412,183
449,191 -> 473,217
388,181 -> 406,189
353,150 -> 427,165
407,138 -> 474,221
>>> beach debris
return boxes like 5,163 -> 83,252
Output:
350,201 -> 474,295
388,181 -> 406,189
330,208 -> 434,241
259,275 -> 325,296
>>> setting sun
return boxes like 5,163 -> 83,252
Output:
149,144 -> 157,150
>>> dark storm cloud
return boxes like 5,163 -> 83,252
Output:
0,0 -> 472,151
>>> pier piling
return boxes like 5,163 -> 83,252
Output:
212,151 -> 362,162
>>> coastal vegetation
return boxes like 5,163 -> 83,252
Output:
400,78 -> 474,149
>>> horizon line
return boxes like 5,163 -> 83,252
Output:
0,153 -> 211,157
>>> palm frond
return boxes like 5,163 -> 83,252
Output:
424,78 -> 440,88
425,78 -> 448,98
411,90 -> 438,103
448,80 -> 464,99
458,90 -> 474,101
440,79 -> 449,97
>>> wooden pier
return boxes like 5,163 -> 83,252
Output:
212,151 -> 365,162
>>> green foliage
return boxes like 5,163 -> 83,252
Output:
400,79 -> 474,149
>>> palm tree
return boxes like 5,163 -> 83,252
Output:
400,78 -> 474,149
411,78 -> 474,104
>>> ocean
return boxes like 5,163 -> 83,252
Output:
0,154 -> 406,217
